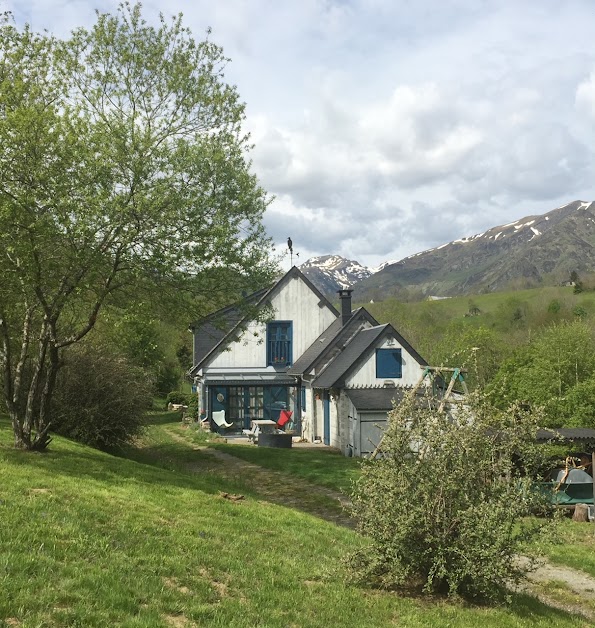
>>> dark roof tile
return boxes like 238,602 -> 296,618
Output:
287,307 -> 378,376
312,325 -> 389,388
346,387 -> 406,411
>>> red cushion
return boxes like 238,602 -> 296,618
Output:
277,410 -> 293,427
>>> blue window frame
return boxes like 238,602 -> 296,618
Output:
267,321 -> 292,366
376,348 -> 402,378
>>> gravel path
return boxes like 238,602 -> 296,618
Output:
516,559 -> 595,622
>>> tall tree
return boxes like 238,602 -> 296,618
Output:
0,4 -> 276,450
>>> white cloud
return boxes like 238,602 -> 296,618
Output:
576,71 -> 595,120
8,0 -> 595,268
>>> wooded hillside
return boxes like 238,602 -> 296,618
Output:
363,281 -> 595,428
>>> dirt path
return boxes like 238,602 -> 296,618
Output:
161,424 -> 595,621
515,559 -> 595,622
163,426 -> 354,528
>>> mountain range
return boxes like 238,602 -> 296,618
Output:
300,200 -> 595,300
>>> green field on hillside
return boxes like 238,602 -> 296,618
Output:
361,285 -> 595,365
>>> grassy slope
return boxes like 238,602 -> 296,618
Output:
0,414 -> 589,627
365,286 -> 595,325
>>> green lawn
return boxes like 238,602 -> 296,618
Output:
0,414 -> 591,627
540,518 -> 595,577
203,440 -> 360,495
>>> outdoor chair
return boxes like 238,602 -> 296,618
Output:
277,409 -> 293,430
212,410 -> 233,432
242,423 -> 260,443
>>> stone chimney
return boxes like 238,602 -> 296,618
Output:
337,289 -> 353,326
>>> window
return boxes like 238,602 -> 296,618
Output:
267,321 -> 292,366
376,348 -> 402,378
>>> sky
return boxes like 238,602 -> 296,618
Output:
7,1 -> 595,270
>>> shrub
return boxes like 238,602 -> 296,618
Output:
155,360 -> 182,396
164,391 -> 198,420
187,393 -> 199,420
51,346 -> 151,449
348,391 -> 555,601
165,391 -> 192,407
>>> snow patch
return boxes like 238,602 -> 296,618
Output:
371,260 -> 399,273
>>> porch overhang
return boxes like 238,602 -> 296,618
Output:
203,374 -> 298,386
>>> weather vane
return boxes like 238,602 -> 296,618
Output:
287,236 -> 299,266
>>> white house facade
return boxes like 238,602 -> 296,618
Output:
189,267 -> 429,457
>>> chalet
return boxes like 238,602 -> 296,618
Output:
189,266 -> 428,457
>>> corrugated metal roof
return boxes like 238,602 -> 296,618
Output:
536,428 -> 595,442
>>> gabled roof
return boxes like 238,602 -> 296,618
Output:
312,323 -> 428,389
189,266 -> 339,375
264,266 -> 339,316
287,307 -> 378,376
188,287 -> 269,332
312,325 -> 389,389
189,287 -> 270,366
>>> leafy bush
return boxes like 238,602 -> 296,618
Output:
165,391 -> 192,407
164,391 -> 198,420
349,392 -> 554,601
51,347 -> 151,449
187,393 -> 199,420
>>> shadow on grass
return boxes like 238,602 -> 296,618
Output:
509,591 -> 590,624
144,410 -> 183,426
0,414 -> 246,499
211,441 -> 360,494
1,418 -> 587,623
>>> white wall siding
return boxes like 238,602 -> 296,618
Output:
329,393 -> 340,449
345,337 -> 423,388
204,276 -> 337,370
206,320 -> 266,369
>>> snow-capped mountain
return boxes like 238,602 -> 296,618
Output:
356,200 -> 595,299
299,255 -> 372,294
301,200 -> 595,299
